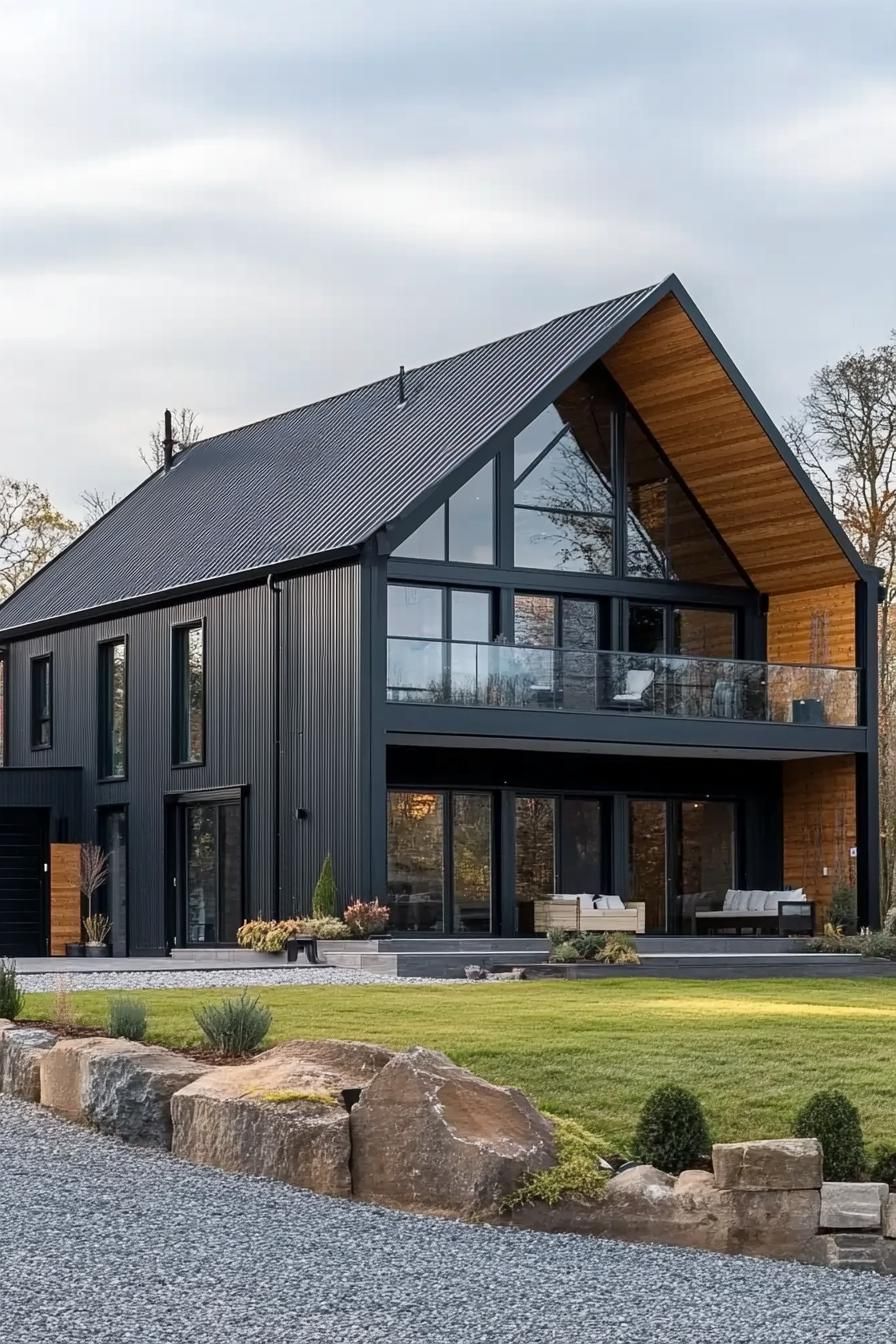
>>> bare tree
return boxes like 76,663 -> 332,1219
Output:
141,407 -> 203,472
0,477 -> 80,599
785,334 -> 896,914
80,487 -> 120,525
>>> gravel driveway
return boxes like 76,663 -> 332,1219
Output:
17,967 -> 454,992
2,1097 -> 894,1343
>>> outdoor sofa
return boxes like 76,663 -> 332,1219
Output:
691,888 -> 815,936
533,894 -> 646,935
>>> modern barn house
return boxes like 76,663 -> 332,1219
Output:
0,276 -> 880,957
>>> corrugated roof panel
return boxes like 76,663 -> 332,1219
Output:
0,283 -> 661,632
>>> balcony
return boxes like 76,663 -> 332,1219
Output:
386,638 -> 860,727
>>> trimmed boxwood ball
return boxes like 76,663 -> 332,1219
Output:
794,1089 -> 865,1181
867,1142 -> 896,1188
632,1084 -> 711,1175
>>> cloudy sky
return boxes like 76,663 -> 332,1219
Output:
2,0 -> 895,514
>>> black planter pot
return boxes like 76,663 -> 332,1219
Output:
65,942 -> 86,957
84,943 -> 112,958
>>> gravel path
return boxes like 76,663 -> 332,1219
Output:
17,967 -> 457,992
1,1097 -> 894,1344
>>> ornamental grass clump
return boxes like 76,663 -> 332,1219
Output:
194,991 -> 272,1056
794,1089 -> 865,1181
0,958 -> 24,1021
107,995 -> 147,1042
503,1116 -> 610,1209
632,1084 -> 711,1175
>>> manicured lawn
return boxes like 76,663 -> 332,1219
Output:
23,978 -> 896,1149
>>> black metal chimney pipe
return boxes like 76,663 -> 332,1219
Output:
163,409 -> 174,471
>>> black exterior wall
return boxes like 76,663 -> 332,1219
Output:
1,563 -> 368,953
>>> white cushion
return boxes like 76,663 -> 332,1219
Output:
601,894 -> 625,911
764,891 -> 781,912
550,893 -> 590,903
722,889 -> 739,912
747,890 -> 769,912
729,890 -> 752,912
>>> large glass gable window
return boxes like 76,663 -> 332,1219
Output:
393,461 -> 495,565
513,380 -> 614,574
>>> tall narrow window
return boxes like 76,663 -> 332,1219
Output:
0,652 -> 6,767
30,655 -> 52,749
172,623 -> 204,765
98,639 -> 127,778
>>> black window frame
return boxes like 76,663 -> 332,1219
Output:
30,653 -> 53,751
97,636 -> 128,781
392,458 -> 497,567
171,620 -> 206,768
0,649 -> 7,767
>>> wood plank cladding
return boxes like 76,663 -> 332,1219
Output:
49,842 -> 81,955
782,757 -> 856,913
602,295 -> 857,594
767,585 -> 856,668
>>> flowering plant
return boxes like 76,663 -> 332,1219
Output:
342,900 -> 390,939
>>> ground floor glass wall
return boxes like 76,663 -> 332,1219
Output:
387,777 -> 740,935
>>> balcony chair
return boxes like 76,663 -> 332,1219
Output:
612,669 -> 655,709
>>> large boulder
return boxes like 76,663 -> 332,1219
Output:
171,1039 -> 394,1197
350,1046 -> 556,1217
40,1036 -> 207,1145
820,1182 -> 889,1231
0,1027 -> 57,1101
40,1038 -> 141,1122
713,1139 -> 822,1191
82,1044 -> 210,1147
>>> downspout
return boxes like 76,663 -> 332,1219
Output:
267,573 -> 281,919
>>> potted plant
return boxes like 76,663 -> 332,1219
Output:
343,900 -> 391,939
81,842 -> 111,957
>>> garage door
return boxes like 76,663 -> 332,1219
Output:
0,809 -> 48,957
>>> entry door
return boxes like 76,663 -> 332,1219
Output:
0,808 -> 48,956
181,798 -> 243,945
386,789 -> 494,934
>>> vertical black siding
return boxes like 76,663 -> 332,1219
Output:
5,585 -> 280,953
0,768 -> 82,837
280,563 -> 367,911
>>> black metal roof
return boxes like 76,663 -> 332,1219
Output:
0,282 -> 667,633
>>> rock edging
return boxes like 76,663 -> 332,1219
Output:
5,1025 -> 896,1274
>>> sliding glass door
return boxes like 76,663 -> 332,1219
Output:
387,790 -> 494,933
628,797 -> 737,933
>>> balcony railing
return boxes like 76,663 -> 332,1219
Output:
386,637 -> 860,727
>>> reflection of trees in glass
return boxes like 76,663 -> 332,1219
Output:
104,641 -> 126,776
452,795 -> 491,904
187,626 -> 204,762
515,796 -> 556,899
514,383 -> 614,574
187,804 -> 218,942
387,792 -> 444,895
